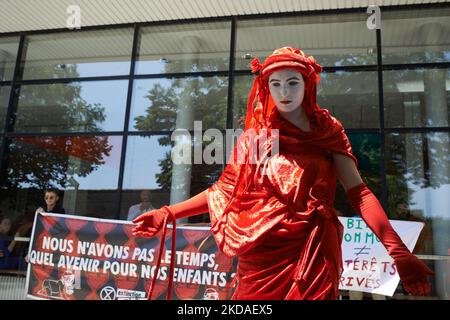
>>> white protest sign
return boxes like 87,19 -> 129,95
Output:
338,217 -> 424,296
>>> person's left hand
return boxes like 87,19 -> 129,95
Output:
395,254 -> 435,296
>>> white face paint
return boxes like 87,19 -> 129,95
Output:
268,69 -> 305,113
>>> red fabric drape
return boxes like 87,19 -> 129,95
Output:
206,47 -> 358,300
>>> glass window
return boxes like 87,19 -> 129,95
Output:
121,135 -> 170,221
129,77 -> 228,131
0,36 -> 19,81
0,86 -> 11,131
385,132 -> 449,299
233,71 -> 379,129
136,21 -> 231,74
0,37 -> 19,81
121,135 -> 223,222
0,135 -> 123,220
384,68 -> 449,128
13,80 -> 129,133
232,76 -> 254,129
235,13 -> 377,70
334,133 -> 382,217
22,29 -> 134,79
318,71 -> 379,128
382,7 -> 450,64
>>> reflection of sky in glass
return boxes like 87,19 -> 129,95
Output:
16,136 -> 122,190
70,136 -> 123,190
123,136 -> 171,190
407,183 -> 450,219
444,52 -> 450,61
134,60 -> 166,75
15,80 -> 128,132
76,61 -> 131,78
129,79 -> 173,131
22,60 -> 132,80
78,80 -> 129,131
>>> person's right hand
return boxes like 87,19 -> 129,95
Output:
35,207 -> 44,215
132,207 -> 171,238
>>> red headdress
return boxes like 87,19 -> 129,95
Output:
244,47 -> 324,131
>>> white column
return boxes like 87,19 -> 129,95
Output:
423,67 -> 449,299
0,50 -> 8,80
169,36 -> 200,224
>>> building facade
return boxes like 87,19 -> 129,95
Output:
0,1 -> 449,299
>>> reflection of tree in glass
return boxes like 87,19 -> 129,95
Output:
373,65 -> 449,219
389,133 -> 450,189
334,134 -> 382,216
24,62 -> 81,80
232,75 -> 253,129
382,46 -> 448,65
132,74 -> 227,197
4,136 -> 112,189
2,64 -> 111,189
386,133 -> 450,216
318,71 -> 379,129
384,69 -> 449,127
133,77 -> 227,132
151,55 -> 229,73
16,64 -> 106,133
317,53 -> 377,67
237,48 -> 377,70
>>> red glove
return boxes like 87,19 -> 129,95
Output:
347,183 -> 434,296
132,190 -> 209,238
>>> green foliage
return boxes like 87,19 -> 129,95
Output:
3,64 -> 111,189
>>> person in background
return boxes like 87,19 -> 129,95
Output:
0,216 -> 19,269
127,190 -> 155,221
35,188 -> 66,215
12,212 -> 36,270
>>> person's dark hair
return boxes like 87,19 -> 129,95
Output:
44,188 -> 60,196
395,200 -> 409,209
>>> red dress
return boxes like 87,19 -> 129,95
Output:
206,107 -> 357,300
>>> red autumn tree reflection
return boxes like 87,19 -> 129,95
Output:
4,135 -> 112,189
1,63 -> 113,190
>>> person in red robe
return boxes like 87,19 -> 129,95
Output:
132,47 -> 434,300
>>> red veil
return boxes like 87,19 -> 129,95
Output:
206,47 -> 358,299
